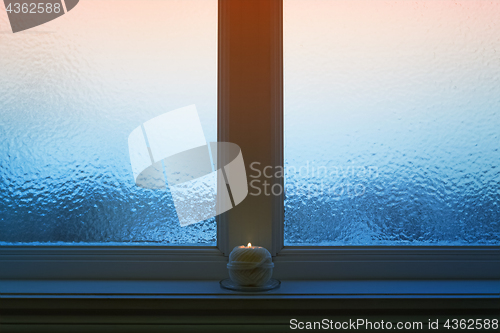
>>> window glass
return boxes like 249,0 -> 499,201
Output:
284,0 -> 500,245
0,0 -> 217,245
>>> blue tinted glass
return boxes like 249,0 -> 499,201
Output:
0,0 -> 217,245
284,0 -> 500,245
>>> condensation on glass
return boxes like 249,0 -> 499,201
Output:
0,0 -> 217,245
284,0 -> 500,245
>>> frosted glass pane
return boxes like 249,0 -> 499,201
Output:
0,0 -> 217,245
284,0 -> 500,245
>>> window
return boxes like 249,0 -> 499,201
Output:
1,0 -> 228,280
0,0 -> 217,246
1,0 -> 499,281
283,0 -> 500,246
274,0 -> 499,279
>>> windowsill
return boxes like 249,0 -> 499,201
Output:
2,281 -> 498,331
1,279 -> 498,300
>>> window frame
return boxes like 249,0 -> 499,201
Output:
1,0 -> 499,282
220,0 -> 499,280
0,0 -> 228,281
269,0 -> 500,280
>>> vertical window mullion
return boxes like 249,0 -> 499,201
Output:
218,0 -> 283,254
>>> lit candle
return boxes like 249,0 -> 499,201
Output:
227,243 -> 274,286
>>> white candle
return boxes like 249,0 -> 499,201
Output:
227,243 -> 274,286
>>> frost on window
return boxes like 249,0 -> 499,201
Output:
284,0 -> 500,246
0,0 -> 217,245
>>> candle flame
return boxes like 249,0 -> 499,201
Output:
247,243 -> 252,247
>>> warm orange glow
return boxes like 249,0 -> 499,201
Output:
247,243 -> 252,247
